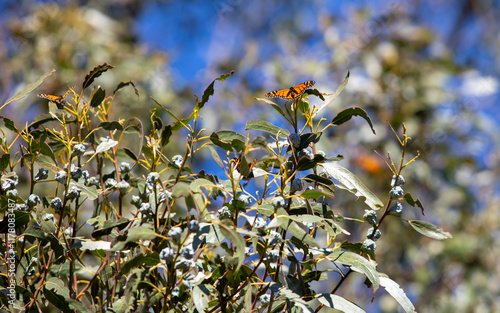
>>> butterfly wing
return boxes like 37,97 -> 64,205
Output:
266,88 -> 293,100
266,80 -> 315,100
37,94 -> 63,103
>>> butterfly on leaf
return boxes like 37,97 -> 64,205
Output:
265,81 -> 315,101
37,89 -> 72,109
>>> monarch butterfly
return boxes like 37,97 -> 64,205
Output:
37,89 -> 71,108
265,81 -> 315,100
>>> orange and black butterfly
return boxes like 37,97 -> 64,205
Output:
37,89 -> 71,109
265,81 -> 315,100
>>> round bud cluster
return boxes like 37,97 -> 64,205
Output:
389,186 -> 404,199
168,227 -> 183,244
389,202 -> 403,216
159,247 -> 175,263
391,174 -> 405,187
50,197 -> 63,211
66,186 -> 81,200
35,168 -> 49,181
217,206 -> 233,219
28,194 -> 40,208
367,227 -> 381,241
363,210 -> 378,226
119,162 -> 131,174
172,155 -> 184,167
363,239 -> 377,252
238,194 -> 252,206
272,196 -> 286,208
72,144 -> 86,157
187,220 -> 200,234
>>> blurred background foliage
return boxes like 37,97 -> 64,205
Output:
1,0 -> 499,312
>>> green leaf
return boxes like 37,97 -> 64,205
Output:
210,130 -> 246,152
0,153 -> 9,172
98,121 -> 123,131
321,162 -> 384,210
274,284 -> 313,312
161,124 -> 172,147
90,86 -> 106,107
24,226 -> 64,258
298,132 -> 322,150
193,284 -> 214,313
217,221 -> 246,271
2,69 -> 55,109
302,174 -> 335,199
122,147 -> 138,162
408,220 -> 452,240
110,226 -> 158,252
0,210 -> 30,232
271,209 -> 319,248
44,287 -> 72,313
113,80 -> 139,97
379,275 -> 416,313
245,120 -> 290,138
206,145 -> 224,168
0,116 -> 19,133
197,70 -> 234,109
72,182 -> 98,201
82,63 -> 115,90
120,252 -> 160,276
315,294 -> 365,313
190,178 -> 216,193
403,193 -> 425,215
331,106 -> 376,134
325,249 -> 379,296
316,71 -> 350,114
255,97 -> 289,121
296,154 -> 326,171
124,226 -> 158,242
91,218 -> 130,238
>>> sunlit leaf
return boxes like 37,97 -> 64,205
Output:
408,220 -> 452,240
210,130 -> 246,152
193,284 -> 214,313
325,249 -> 379,296
379,275 -> 416,313
245,120 -> 290,138
191,178 -> 216,193
316,71 -> 350,114
206,145 -> 224,168
321,162 -> 384,210
92,218 -> 130,238
2,69 -> 55,109
315,294 -> 365,313
217,221 -> 246,270
72,240 -> 111,251
95,139 -> 118,154
255,97 -> 289,121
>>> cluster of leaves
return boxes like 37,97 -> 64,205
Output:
0,64 -> 451,312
